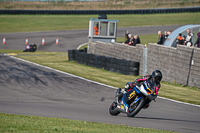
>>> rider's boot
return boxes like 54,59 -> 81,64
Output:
116,88 -> 129,112
115,88 -> 123,104
118,100 -> 129,113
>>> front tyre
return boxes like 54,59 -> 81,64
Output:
127,97 -> 145,117
109,101 -> 120,116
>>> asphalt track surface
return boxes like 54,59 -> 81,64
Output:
0,25 -> 200,133
0,25 -> 183,52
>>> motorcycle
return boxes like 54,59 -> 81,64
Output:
109,80 -> 157,117
23,44 -> 37,52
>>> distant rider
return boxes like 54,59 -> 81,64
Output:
23,43 -> 37,52
116,70 -> 162,112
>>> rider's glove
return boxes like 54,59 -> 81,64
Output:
116,88 -> 122,95
124,82 -> 134,91
124,84 -> 130,91
134,80 -> 140,87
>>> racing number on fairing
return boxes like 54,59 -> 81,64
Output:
128,91 -> 136,100
147,88 -> 153,94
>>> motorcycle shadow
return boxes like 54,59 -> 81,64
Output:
134,116 -> 198,123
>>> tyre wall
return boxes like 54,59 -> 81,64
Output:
88,41 -> 145,75
68,49 -> 140,76
88,41 -> 200,88
0,7 -> 200,15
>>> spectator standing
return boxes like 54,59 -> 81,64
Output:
133,35 -> 141,46
185,29 -> 193,47
124,33 -> 133,45
167,31 -> 172,36
176,33 -> 183,45
163,31 -> 168,42
193,32 -> 200,48
157,30 -> 164,45
124,33 -> 130,44
93,23 -> 99,35
127,34 -> 134,46
182,35 -> 186,45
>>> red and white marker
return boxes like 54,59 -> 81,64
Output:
3,37 -> 6,44
42,38 -> 45,45
56,38 -> 59,45
25,38 -> 28,45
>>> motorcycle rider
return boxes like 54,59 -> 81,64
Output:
23,43 -> 37,52
116,70 -> 162,112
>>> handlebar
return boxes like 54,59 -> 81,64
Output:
136,81 -> 157,101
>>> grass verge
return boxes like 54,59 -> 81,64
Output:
0,12 -> 199,33
0,113 -> 175,133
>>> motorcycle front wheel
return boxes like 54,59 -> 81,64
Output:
109,101 -> 120,116
127,97 -> 145,117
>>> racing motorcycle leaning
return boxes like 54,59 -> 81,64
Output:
109,80 -> 157,117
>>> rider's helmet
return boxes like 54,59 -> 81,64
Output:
152,70 -> 162,83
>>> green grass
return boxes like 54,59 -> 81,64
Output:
0,113 -> 175,133
0,12 -> 199,33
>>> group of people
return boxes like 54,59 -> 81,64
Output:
157,29 -> 200,48
124,33 -> 141,46
176,29 -> 200,48
157,30 -> 172,45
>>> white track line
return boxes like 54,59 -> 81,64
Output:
8,55 -> 200,108
77,43 -> 88,50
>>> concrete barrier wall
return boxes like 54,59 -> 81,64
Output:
88,41 -> 200,88
147,44 -> 194,85
189,48 -> 200,87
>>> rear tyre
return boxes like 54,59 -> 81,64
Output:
127,97 -> 145,117
109,101 -> 120,116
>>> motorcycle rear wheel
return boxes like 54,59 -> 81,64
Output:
127,97 -> 145,117
109,101 -> 120,116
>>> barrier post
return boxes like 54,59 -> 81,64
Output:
142,46 -> 148,76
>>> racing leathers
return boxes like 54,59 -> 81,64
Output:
118,75 -> 161,111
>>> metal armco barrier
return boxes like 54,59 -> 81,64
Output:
0,7 -> 200,15
68,49 -> 139,76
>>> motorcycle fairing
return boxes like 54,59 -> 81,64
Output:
134,96 -> 143,104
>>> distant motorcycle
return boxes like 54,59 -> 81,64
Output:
109,80 -> 157,117
23,44 -> 37,52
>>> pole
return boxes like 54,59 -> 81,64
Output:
142,45 -> 148,76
